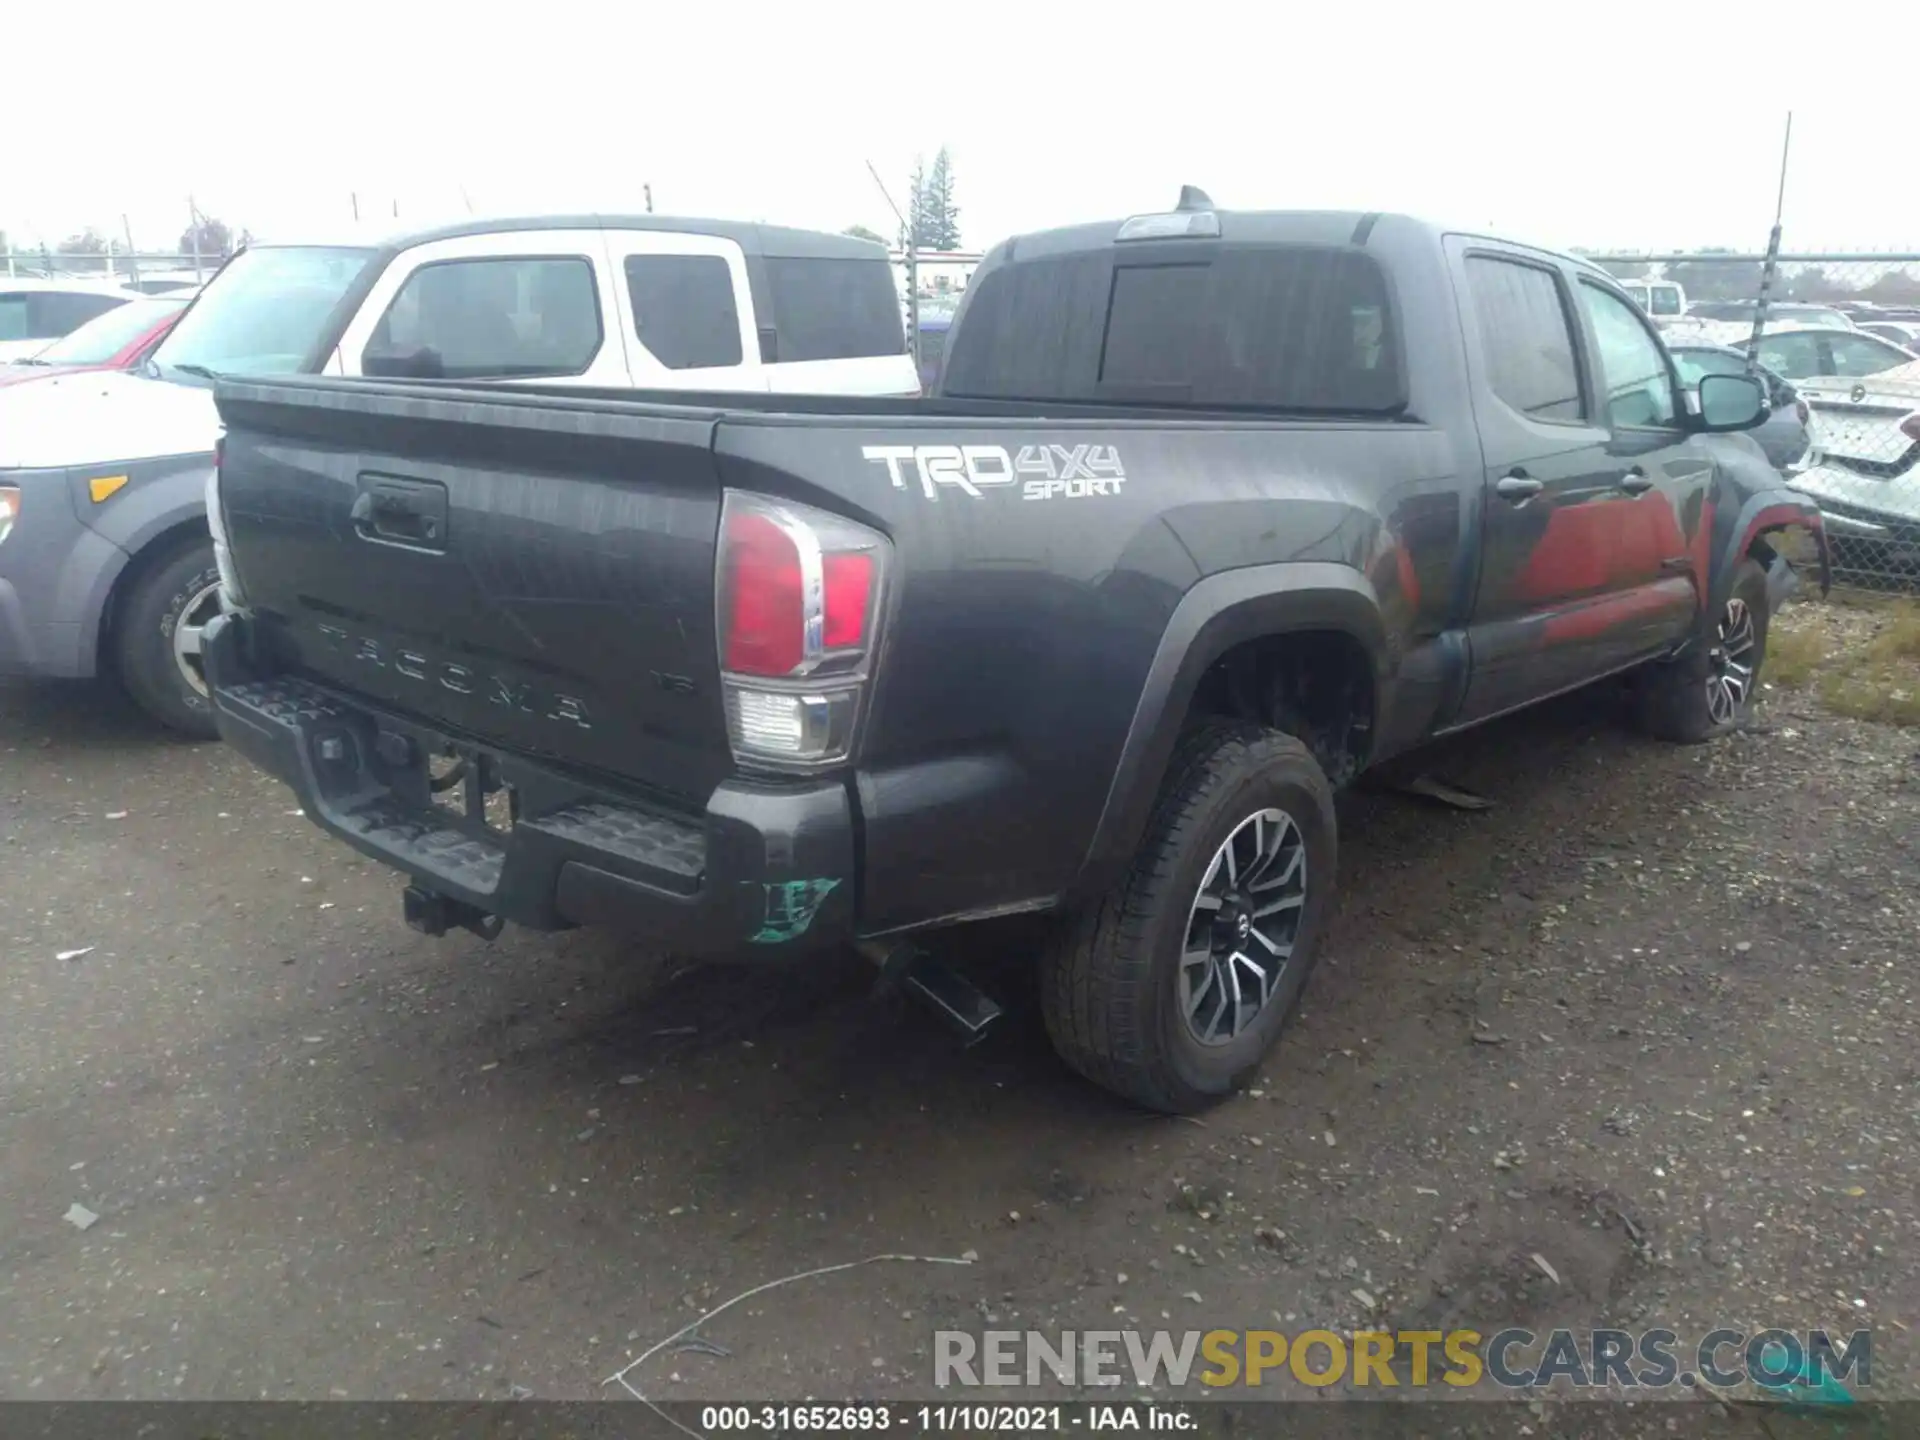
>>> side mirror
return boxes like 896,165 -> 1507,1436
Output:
1697,372 -> 1767,431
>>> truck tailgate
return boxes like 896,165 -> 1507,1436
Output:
214,381 -> 733,805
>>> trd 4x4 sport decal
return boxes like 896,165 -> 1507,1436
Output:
862,443 -> 1126,501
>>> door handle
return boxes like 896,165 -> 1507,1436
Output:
1495,472 -> 1544,504
352,476 -> 449,549
1617,468 -> 1655,496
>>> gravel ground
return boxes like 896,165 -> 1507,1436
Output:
2,606 -> 1915,1422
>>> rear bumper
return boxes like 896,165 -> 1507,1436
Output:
203,611 -> 856,955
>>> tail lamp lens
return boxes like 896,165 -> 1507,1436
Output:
716,492 -> 889,769
0,486 -> 19,547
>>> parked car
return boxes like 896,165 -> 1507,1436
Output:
1685,300 -> 1858,331
1783,358 -> 1920,581
1750,327 -> 1916,385
1858,320 -> 1920,350
0,215 -> 917,738
0,293 -> 192,388
913,311 -> 952,391
0,279 -> 140,363
198,197 -> 1828,1113
1618,279 -> 1687,324
1666,341 -> 1812,470
125,271 -> 208,296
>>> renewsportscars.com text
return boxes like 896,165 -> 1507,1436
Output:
934,1327 -> 1871,1391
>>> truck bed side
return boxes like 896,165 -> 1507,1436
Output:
212,377 -> 1468,938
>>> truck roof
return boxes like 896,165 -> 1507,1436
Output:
988,204 -> 1603,280
246,214 -> 884,262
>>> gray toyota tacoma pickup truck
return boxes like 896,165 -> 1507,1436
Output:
199,193 -> 1829,1112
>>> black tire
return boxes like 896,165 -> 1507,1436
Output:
1041,719 -> 1338,1114
1635,557 -> 1771,744
111,538 -> 222,740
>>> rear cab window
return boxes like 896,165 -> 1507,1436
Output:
1461,255 -> 1586,422
941,243 -> 1403,412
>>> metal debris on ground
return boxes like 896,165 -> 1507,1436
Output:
1399,775 -> 1495,811
56,948 -> 94,962
605,1251 -> 977,1421
64,1203 -> 99,1231
1530,1253 -> 1562,1286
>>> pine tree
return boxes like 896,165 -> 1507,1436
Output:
906,157 -> 932,250
925,148 -> 961,250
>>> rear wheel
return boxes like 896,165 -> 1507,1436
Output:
111,538 -> 222,740
1635,558 -> 1770,744
1041,719 -> 1337,1113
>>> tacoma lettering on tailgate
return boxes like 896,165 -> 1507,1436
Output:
313,624 -> 592,730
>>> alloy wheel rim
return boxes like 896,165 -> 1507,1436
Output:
172,581 -> 224,698
1180,807 -> 1307,1047
1705,597 -> 1757,727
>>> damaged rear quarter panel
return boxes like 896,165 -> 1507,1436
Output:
714,416 -> 1464,936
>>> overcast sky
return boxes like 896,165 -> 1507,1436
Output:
7,2 -> 1917,258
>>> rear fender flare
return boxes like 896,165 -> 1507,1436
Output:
1069,562 -> 1390,903
1711,489 -> 1831,623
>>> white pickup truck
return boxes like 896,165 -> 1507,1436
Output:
0,215 -> 918,736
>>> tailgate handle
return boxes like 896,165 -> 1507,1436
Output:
352,476 -> 448,551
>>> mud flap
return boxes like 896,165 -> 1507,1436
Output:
1765,552 -> 1803,614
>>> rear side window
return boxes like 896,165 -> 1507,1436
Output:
1755,331 -> 1821,380
764,257 -> 906,362
367,256 -> 602,379
625,255 -> 743,370
1826,332 -> 1908,378
1464,257 -> 1585,422
944,246 -> 1402,411
1,290 -> 128,341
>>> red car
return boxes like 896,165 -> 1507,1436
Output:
0,293 -> 193,387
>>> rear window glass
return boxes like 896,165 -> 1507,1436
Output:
32,295 -> 185,364
1,290 -> 128,341
626,255 -> 743,370
764,256 -> 906,362
941,246 -> 1403,411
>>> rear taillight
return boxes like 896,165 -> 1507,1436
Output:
1901,413 -> 1920,444
716,492 -> 889,770
1795,398 -> 1810,427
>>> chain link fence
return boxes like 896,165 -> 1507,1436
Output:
1590,251 -> 1920,593
3,246 -> 216,290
